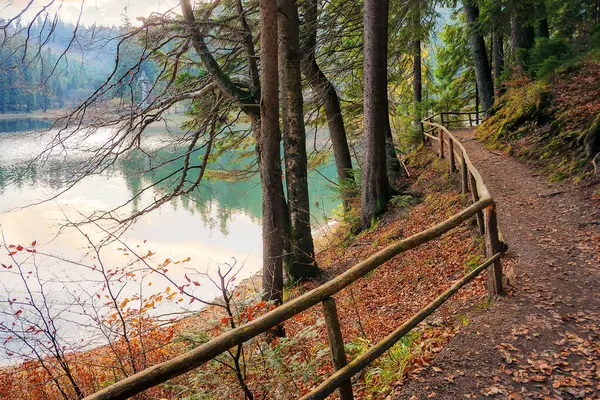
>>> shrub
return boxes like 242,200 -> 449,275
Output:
525,37 -> 573,78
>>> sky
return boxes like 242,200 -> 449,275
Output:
0,0 -> 180,27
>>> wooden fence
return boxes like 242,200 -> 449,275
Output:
422,111 -> 481,139
85,113 -> 504,400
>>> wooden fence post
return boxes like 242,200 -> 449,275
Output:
484,205 -> 504,296
468,113 -> 473,127
439,128 -> 445,159
468,172 -> 485,236
461,154 -> 468,194
448,139 -> 456,174
322,297 -> 354,400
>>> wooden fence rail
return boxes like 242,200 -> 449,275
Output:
423,111 -> 482,137
85,112 -> 504,400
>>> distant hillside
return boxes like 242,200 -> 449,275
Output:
0,18 -> 156,114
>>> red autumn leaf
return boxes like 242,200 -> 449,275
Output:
15,245 -> 23,251
15,310 -> 22,317
31,241 -> 36,247
256,301 -> 267,309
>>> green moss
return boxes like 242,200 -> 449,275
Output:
456,313 -> 470,326
476,297 -> 493,310
476,64 -> 592,181
464,253 -> 483,275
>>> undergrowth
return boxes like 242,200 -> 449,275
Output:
281,146 -> 489,399
477,36 -> 600,182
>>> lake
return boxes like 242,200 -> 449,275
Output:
0,116 -> 341,361
0,117 -> 52,133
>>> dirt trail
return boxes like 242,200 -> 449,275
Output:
399,128 -> 600,399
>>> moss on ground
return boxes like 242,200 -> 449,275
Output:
476,55 -> 600,182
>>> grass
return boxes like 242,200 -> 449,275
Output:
390,194 -> 419,209
456,313 -> 470,326
463,252 -> 483,275
476,297 -> 493,310
346,331 -> 424,397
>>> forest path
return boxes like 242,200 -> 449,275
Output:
399,128 -> 600,399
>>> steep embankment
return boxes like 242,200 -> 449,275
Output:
400,129 -> 600,399
477,55 -> 600,182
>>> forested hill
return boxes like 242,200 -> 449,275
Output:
0,18 -> 154,114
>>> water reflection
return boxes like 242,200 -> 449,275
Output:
0,118 -> 51,134
0,118 -> 340,326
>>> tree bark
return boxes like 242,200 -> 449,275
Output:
234,0 -> 260,93
180,0 -> 258,115
476,81 -> 480,117
260,0 -> 286,315
413,0 -> 424,141
361,0 -> 391,229
182,0 -> 289,305
536,2 -> 550,39
493,25 -> 505,95
278,0 -> 317,280
492,2 -> 505,95
585,113 -> 600,163
300,0 -> 354,188
385,101 -> 404,185
511,2 -> 536,57
463,0 -> 495,113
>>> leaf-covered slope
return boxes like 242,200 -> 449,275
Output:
476,57 -> 600,181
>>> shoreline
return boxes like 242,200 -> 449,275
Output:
0,110 -> 63,121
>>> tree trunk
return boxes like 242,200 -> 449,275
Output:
300,0 -> 354,188
181,0 -> 258,116
385,101 -> 404,185
278,0 -> 317,280
475,81 -> 480,118
537,18 -> 550,39
234,0 -> 260,93
361,0 -> 391,229
413,0 -> 423,141
511,3 -> 536,58
585,113 -> 600,163
493,24 -> 505,95
463,0 -> 495,113
536,2 -> 550,39
260,0 -> 286,316
301,60 -> 354,183
182,0 -> 288,306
